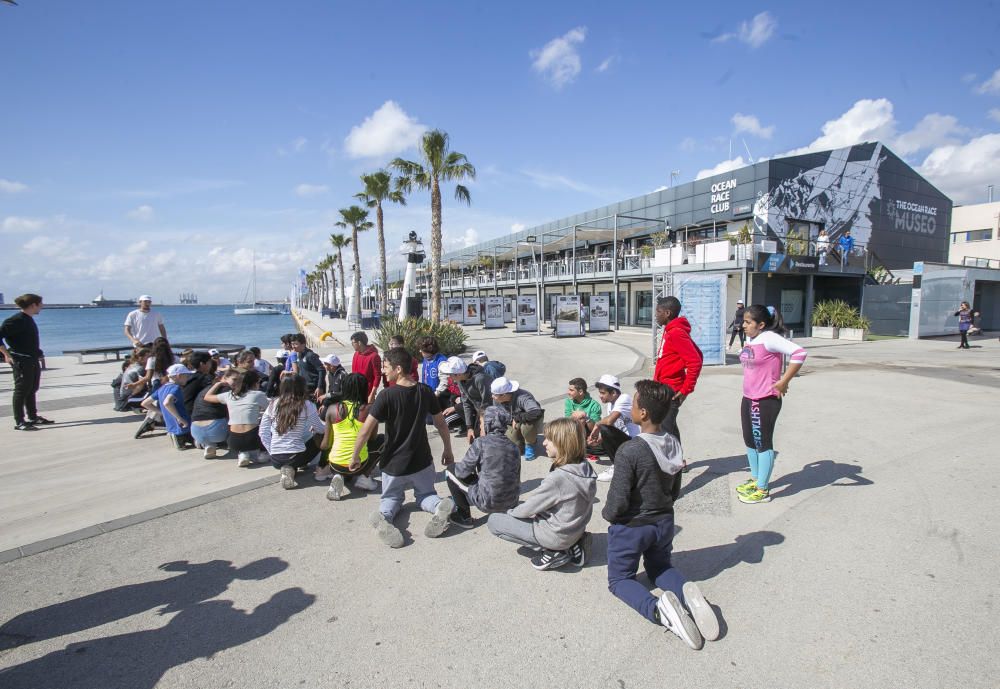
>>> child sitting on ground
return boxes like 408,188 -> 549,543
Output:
603,379 -> 719,650
140,363 -> 194,450
487,417 -> 596,571
445,405 -> 521,529
318,372 -> 383,499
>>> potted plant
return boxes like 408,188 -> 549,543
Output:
728,221 -> 753,261
840,312 -> 870,341
811,300 -> 839,339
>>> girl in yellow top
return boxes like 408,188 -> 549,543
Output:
320,373 -> 384,501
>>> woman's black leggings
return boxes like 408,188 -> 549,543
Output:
740,396 -> 782,452
960,329 -> 969,348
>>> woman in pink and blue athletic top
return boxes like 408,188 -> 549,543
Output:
736,305 -> 807,504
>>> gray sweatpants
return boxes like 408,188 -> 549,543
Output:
488,513 -> 542,550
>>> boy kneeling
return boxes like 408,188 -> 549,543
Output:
603,380 -> 720,650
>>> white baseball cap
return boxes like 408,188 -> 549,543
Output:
438,356 -> 468,375
321,354 -> 341,366
138,295 -> 153,302
208,348 -> 221,356
490,377 -> 519,395
471,350 -> 488,363
596,374 -> 621,391
166,363 -> 193,377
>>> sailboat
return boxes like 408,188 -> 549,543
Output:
234,252 -> 282,316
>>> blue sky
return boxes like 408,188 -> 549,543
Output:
3,0 -> 1000,303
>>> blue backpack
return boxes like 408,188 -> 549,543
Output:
482,360 -> 506,379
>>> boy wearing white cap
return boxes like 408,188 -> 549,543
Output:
588,374 -> 640,482
124,295 -> 166,347
141,363 -> 193,450
439,355 -> 495,443
491,377 -> 544,460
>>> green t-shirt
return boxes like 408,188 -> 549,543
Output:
564,394 -> 602,422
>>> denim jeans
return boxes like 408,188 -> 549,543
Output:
607,515 -> 689,624
190,418 -> 229,447
379,465 -> 442,521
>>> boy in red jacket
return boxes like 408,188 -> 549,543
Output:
653,297 -> 703,465
350,332 -> 384,404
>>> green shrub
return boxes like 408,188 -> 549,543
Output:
374,317 -> 468,356
812,300 -> 867,329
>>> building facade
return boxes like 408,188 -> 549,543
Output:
404,142 -> 951,334
948,201 -> 1000,269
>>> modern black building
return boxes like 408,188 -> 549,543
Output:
405,141 -> 952,334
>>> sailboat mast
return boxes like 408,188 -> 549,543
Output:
252,251 -> 256,305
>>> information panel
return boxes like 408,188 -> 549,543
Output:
516,295 -> 537,332
463,297 -> 481,325
555,295 -> 583,338
675,275 -> 726,365
484,296 -> 505,329
589,295 -> 610,332
503,297 -> 514,323
447,297 -> 464,322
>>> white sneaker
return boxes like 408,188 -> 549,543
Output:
354,475 -> 379,491
369,510 -> 404,548
237,452 -> 253,468
279,465 -> 297,490
424,497 -> 454,538
326,474 -> 347,501
597,467 -> 615,482
203,445 -> 217,459
656,591 -> 703,650
682,581 -> 720,642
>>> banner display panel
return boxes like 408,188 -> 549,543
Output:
589,296 -> 610,332
555,295 -> 583,338
516,295 -> 537,332
485,296 -> 504,328
463,298 -> 481,325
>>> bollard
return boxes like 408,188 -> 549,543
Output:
320,331 -> 333,341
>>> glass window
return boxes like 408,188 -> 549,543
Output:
966,229 -> 992,241
636,290 -> 653,326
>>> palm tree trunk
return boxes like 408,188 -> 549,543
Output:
337,253 -> 346,313
376,203 -> 387,315
351,227 -> 362,318
430,177 -> 443,321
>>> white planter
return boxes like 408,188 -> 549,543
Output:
734,243 -> 752,261
839,327 -> 868,341
812,326 -> 839,339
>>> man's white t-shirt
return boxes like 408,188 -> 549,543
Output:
125,309 -> 165,344
607,392 -> 640,437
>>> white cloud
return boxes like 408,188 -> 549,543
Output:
530,27 -> 587,88
918,134 -> 1000,204
443,228 -> 480,251
990,109 -> 1000,123
596,55 -> 617,73
1,216 -> 44,233
714,12 -> 777,48
782,98 -> 895,156
0,178 -> 28,194
651,185 -> 669,192
294,183 -> 329,198
975,69 -> 1000,95
732,113 -> 775,139
23,236 -> 73,258
892,114 -> 968,156
343,101 -> 428,159
511,223 -> 525,233
277,136 -> 308,156
961,72 -> 978,84
679,137 -> 697,152
127,204 -> 154,222
695,157 -> 748,180
522,169 -> 610,196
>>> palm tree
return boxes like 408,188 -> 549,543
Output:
315,255 -> 335,309
391,129 -> 475,321
334,206 -> 373,319
356,170 -> 407,315
329,234 -> 351,313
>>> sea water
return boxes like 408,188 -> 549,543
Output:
25,305 -> 294,355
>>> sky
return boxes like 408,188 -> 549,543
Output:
3,0 -> 1000,304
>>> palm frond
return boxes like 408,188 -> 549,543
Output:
454,184 -> 472,206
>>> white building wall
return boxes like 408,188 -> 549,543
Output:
949,201 -> 1000,266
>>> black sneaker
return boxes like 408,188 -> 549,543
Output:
531,549 -> 572,571
134,417 -> 155,439
27,416 -> 54,425
449,513 -> 475,530
569,532 -> 592,566
14,422 -> 38,431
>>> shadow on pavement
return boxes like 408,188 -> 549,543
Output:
0,558 -> 289,651
679,455 -> 749,499
0,587 -> 315,689
672,531 -> 786,582
767,460 -> 872,499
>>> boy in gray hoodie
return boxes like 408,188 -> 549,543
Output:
603,380 -> 719,650
488,417 -> 597,571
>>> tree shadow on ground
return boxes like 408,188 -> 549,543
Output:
767,460 -> 872,499
0,588 -> 314,689
0,558 -> 289,651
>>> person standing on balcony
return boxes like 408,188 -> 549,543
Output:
837,230 -> 855,267
815,230 -> 830,266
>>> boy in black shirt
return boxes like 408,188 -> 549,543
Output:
351,348 -> 455,548
603,380 -> 719,650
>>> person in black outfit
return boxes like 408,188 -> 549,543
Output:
0,293 -> 54,431
728,300 -> 746,349
288,333 -> 325,401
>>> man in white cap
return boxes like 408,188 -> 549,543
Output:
318,353 -> 347,415
439,355 -> 495,442
140,363 -> 193,450
490,376 -> 544,460
588,374 -> 640,482
124,295 -> 167,347
728,299 -> 747,349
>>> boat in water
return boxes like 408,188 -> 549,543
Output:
92,290 -> 134,308
234,252 -> 282,316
